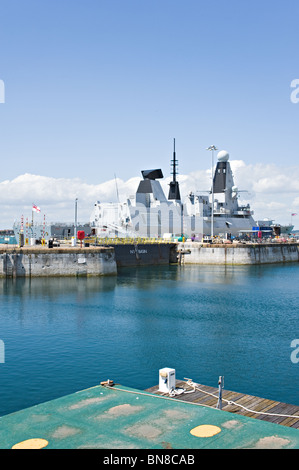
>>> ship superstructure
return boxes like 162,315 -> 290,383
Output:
90,145 -> 255,239
197,149 -> 255,237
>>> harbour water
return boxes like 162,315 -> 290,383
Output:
0,263 -> 298,417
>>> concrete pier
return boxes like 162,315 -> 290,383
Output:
1,241 -> 298,277
175,241 -> 299,265
0,246 -> 117,278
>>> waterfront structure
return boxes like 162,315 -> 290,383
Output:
0,246 -> 117,278
13,221 -> 91,245
1,380 -> 299,449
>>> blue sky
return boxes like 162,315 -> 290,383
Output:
0,0 -> 299,228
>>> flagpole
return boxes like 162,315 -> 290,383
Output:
31,204 -> 34,239
31,204 -> 41,239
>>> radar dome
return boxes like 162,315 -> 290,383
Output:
217,150 -> 229,162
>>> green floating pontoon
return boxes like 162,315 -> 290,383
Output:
1,383 -> 299,449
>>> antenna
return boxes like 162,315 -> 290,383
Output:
171,138 -> 178,183
168,138 -> 181,201
114,173 -> 120,203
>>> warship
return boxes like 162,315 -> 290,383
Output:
90,143 -> 256,239
12,144 -> 293,254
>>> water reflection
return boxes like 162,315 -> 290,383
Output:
0,276 -> 117,300
1,263 -> 294,300
116,263 -> 269,288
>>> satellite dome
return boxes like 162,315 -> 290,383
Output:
217,150 -> 229,162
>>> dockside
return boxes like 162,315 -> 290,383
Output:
176,241 -> 299,264
1,240 -> 299,278
0,246 -> 117,278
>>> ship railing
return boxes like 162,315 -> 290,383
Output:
84,236 -> 176,245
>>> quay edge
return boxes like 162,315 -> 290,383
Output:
175,241 -> 299,265
0,246 -> 117,278
0,240 -> 299,277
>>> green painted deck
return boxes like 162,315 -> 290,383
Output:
1,383 -> 299,449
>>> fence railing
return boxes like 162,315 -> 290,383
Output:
84,236 -> 177,245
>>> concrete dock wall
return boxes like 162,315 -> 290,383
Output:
0,247 -> 117,278
1,242 -> 298,276
176,242 -> 299,265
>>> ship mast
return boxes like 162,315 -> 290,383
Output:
168,138 -> 181,201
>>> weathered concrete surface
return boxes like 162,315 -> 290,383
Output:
0,246 -> 117,277
176,242 -> 299,265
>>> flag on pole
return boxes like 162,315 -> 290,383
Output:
32,204 -> 41,213
291,213 -> 297,216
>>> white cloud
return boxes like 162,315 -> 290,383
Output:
1,160 -> 298,230
0,173 -> 142,229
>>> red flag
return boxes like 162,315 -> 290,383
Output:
32,204 -> 41,213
